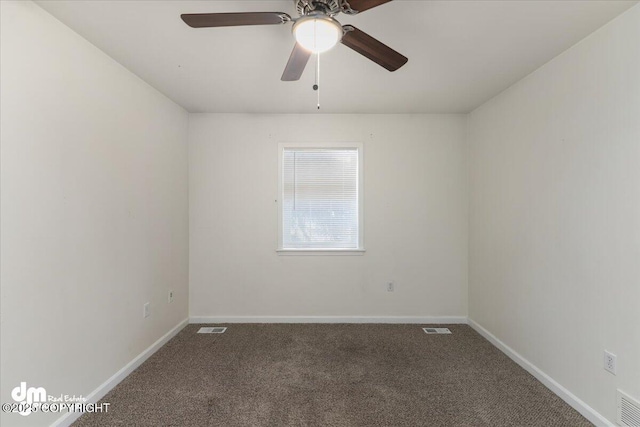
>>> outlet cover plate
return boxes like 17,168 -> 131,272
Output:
143,302 -> 150,319
604,350 -> 617,375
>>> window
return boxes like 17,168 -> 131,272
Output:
277,143 -> 364,254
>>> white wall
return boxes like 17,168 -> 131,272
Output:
0,2 -> 189,426
468,4 -> 640,425
189,114 -> 468,320
5,0 -> 637,425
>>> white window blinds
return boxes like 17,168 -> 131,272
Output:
281,147 -> 361,250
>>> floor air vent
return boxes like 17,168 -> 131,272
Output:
618,389 -> 640,427
198,327 -> 227,334
423,328 -> 451,334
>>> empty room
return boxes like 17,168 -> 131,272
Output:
1,0 -> 639,426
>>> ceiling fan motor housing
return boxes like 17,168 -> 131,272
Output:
295,0 -> 344,17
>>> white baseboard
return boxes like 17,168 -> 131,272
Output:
50,318 -> 189,427
467,318 -> 612,427
189,315 -> 468,324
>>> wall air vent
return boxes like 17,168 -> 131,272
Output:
197,327 -> 227,334
423,328 -> 452,334
618,389 -> 640,427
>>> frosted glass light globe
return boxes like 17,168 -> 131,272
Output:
293,17 -> 342,54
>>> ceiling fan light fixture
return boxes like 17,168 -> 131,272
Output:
293,16 -> 342,54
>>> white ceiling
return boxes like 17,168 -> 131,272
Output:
37,0 -> 637,113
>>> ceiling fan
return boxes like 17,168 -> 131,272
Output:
181,0 -> 408,81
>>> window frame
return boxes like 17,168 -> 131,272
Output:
277,142 -> 365,256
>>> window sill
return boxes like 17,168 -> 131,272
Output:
276,249 -> 366,256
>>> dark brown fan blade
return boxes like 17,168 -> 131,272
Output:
281,43 -> 312,81
342,0 -> 392,14
341,26 -> 407,71
181,12 -> 291,28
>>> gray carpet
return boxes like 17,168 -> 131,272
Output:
74,324 -> 591,426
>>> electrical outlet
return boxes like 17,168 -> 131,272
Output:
143,302 -> 150,319
168,290 -> 174,304
604,350 -> 617,375
387,281 -> 394,292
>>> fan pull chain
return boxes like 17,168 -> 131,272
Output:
314,53 -> 320,110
